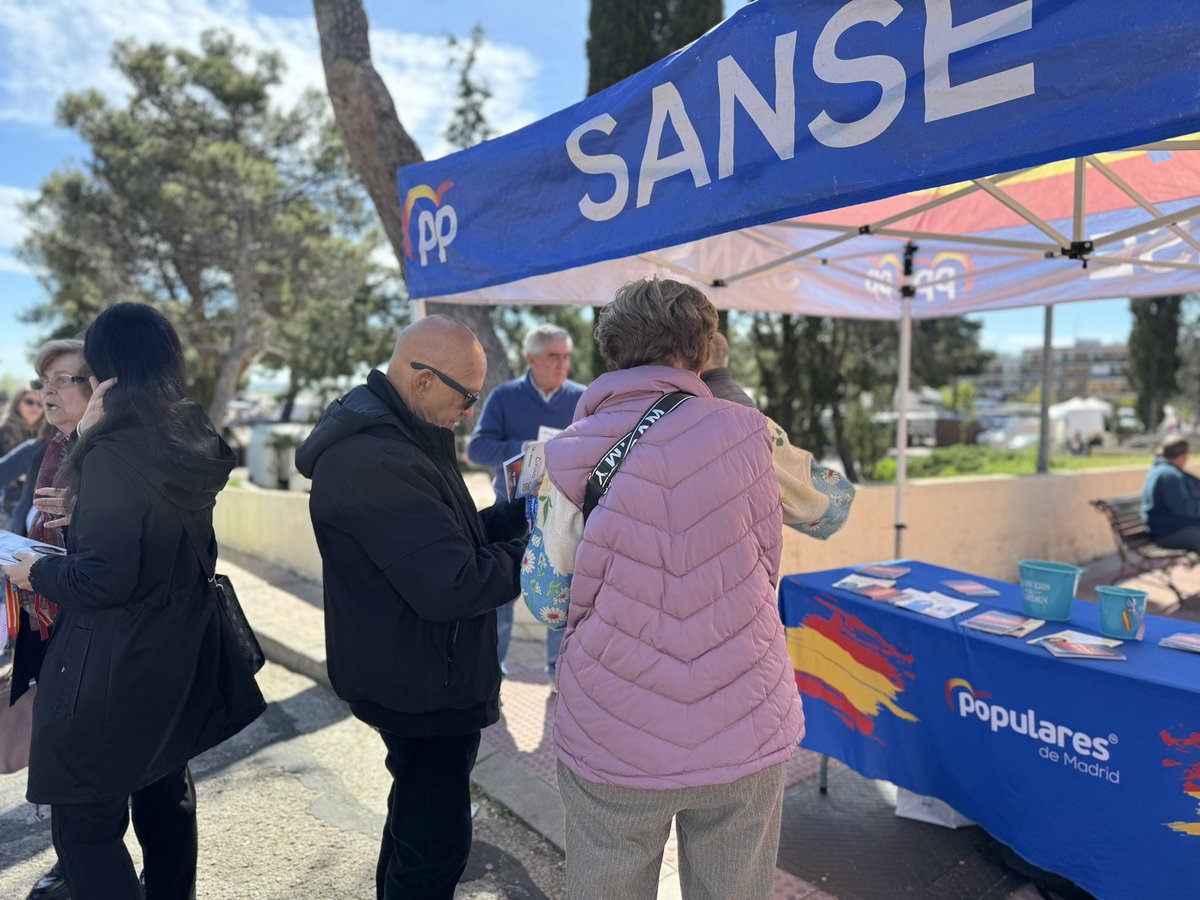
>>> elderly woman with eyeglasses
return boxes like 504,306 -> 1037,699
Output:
3,340 -> 96,900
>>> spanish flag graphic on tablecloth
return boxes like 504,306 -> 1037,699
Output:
787,594 -> 918,742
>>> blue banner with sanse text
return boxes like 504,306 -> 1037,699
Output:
398,0 -> 1200,299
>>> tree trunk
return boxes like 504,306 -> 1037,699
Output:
829,399 -> 860,483
280,368 -> 302,423
312,0 -> 512,394
209,344 -> 257,434
210,207 -> 265,433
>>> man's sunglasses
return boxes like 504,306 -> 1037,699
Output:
32,375 -> 89,391
410,362 -> 479,410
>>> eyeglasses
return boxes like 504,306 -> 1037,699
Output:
410,362 -> 479,410
21,398 -> 43,408
33,374 -> 89,391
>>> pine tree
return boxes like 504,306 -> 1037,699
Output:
585,0 -> 724,373
1128,296 -> 1183,431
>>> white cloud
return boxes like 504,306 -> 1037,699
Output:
0,185 -> 36,252
0,254 -> 32,275
0,0 -> 540,158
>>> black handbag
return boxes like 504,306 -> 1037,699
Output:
177,513 -> 266,675
210,573 -> 265,675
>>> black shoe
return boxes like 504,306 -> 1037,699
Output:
26,861 -> 70,900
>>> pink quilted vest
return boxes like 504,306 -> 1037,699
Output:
545,366 -> 804,789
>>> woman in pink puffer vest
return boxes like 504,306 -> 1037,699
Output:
521,278 -> 851,899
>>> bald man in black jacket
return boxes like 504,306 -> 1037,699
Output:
296,316 -> 528,900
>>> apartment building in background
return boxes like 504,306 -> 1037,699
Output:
970,339 -> 1133,403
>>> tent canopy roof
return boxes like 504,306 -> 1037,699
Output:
399,0 -> 1200,319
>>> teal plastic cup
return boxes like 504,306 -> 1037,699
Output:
1096,586 -> 1147,640
1018,561 -> 1082,621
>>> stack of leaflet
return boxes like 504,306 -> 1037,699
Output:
832,573 -> 900,603
961,610 -> 1045,638
940,579 -> 1000,598
1159,632 -> 1200,653
893,590 -> 977,619
834,564 -> 978,620
1029,630 -> 1126,661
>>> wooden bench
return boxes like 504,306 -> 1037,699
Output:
1090,493 -> 1198,605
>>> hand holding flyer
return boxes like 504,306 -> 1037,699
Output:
0,530 -> 67,565
503,441 -> 548,500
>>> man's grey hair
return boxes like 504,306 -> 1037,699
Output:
524,324 -> 573,356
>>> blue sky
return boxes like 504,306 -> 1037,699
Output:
0,0 -> 1134,381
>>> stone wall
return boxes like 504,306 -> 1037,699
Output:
214,466 -> 1146,633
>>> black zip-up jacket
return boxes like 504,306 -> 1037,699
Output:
295,370 -> 528,736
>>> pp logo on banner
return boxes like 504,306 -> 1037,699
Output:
403,181 -> 458,266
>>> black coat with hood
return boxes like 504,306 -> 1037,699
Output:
26,409 -> 265,804
295,370 -> 528,737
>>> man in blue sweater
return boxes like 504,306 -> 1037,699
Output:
467,324 -> 586,684
1142,437 -> 1200,551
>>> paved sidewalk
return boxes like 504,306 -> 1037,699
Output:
226,546 -> 1200,899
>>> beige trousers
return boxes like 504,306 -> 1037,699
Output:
556,760 -> 785,900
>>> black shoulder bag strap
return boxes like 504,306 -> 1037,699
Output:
175,508 -> 217,583
583,391 -> 693,524
174,505 -> 266,674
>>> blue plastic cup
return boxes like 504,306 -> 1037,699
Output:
1096,586 -> 1147,640
1018,561 -> 1082,621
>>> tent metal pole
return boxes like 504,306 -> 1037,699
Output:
1086,155 -> 1200,255
1037,305 -> 1054,474
412,299 -> 428,321
1073,158 -> 1086,243
895,242 -> 916,558
973,179 -> 1072,246
726,170 -> 1036,285
1090,199 -> 1200,248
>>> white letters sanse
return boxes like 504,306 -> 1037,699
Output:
566,0 -> 1034,222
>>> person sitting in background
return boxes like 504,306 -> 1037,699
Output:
1142,437 -> 1200,552
699,331 -> 756,408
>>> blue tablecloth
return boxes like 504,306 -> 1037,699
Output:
780,561 -> 1200,899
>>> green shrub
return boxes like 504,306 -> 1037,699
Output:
872,445 -> 1147,481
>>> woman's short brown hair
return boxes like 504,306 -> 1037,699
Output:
595,278 -> 718,372
35,339 -> 87,380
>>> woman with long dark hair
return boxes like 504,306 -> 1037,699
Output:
3,303 -> 266,900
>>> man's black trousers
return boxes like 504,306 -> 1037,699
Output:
51,764 -> 197,900
376,730 -> 482,900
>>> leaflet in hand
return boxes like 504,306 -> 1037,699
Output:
941,579 -> 1000,598
894,590 -> 977,619
503,441 -> 548,501
1159,632 -> 1200,653
1040,638 -> 1126,660
0,530 -> 66,565
536,425 -> 562,442
961,610 -> 1045,637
